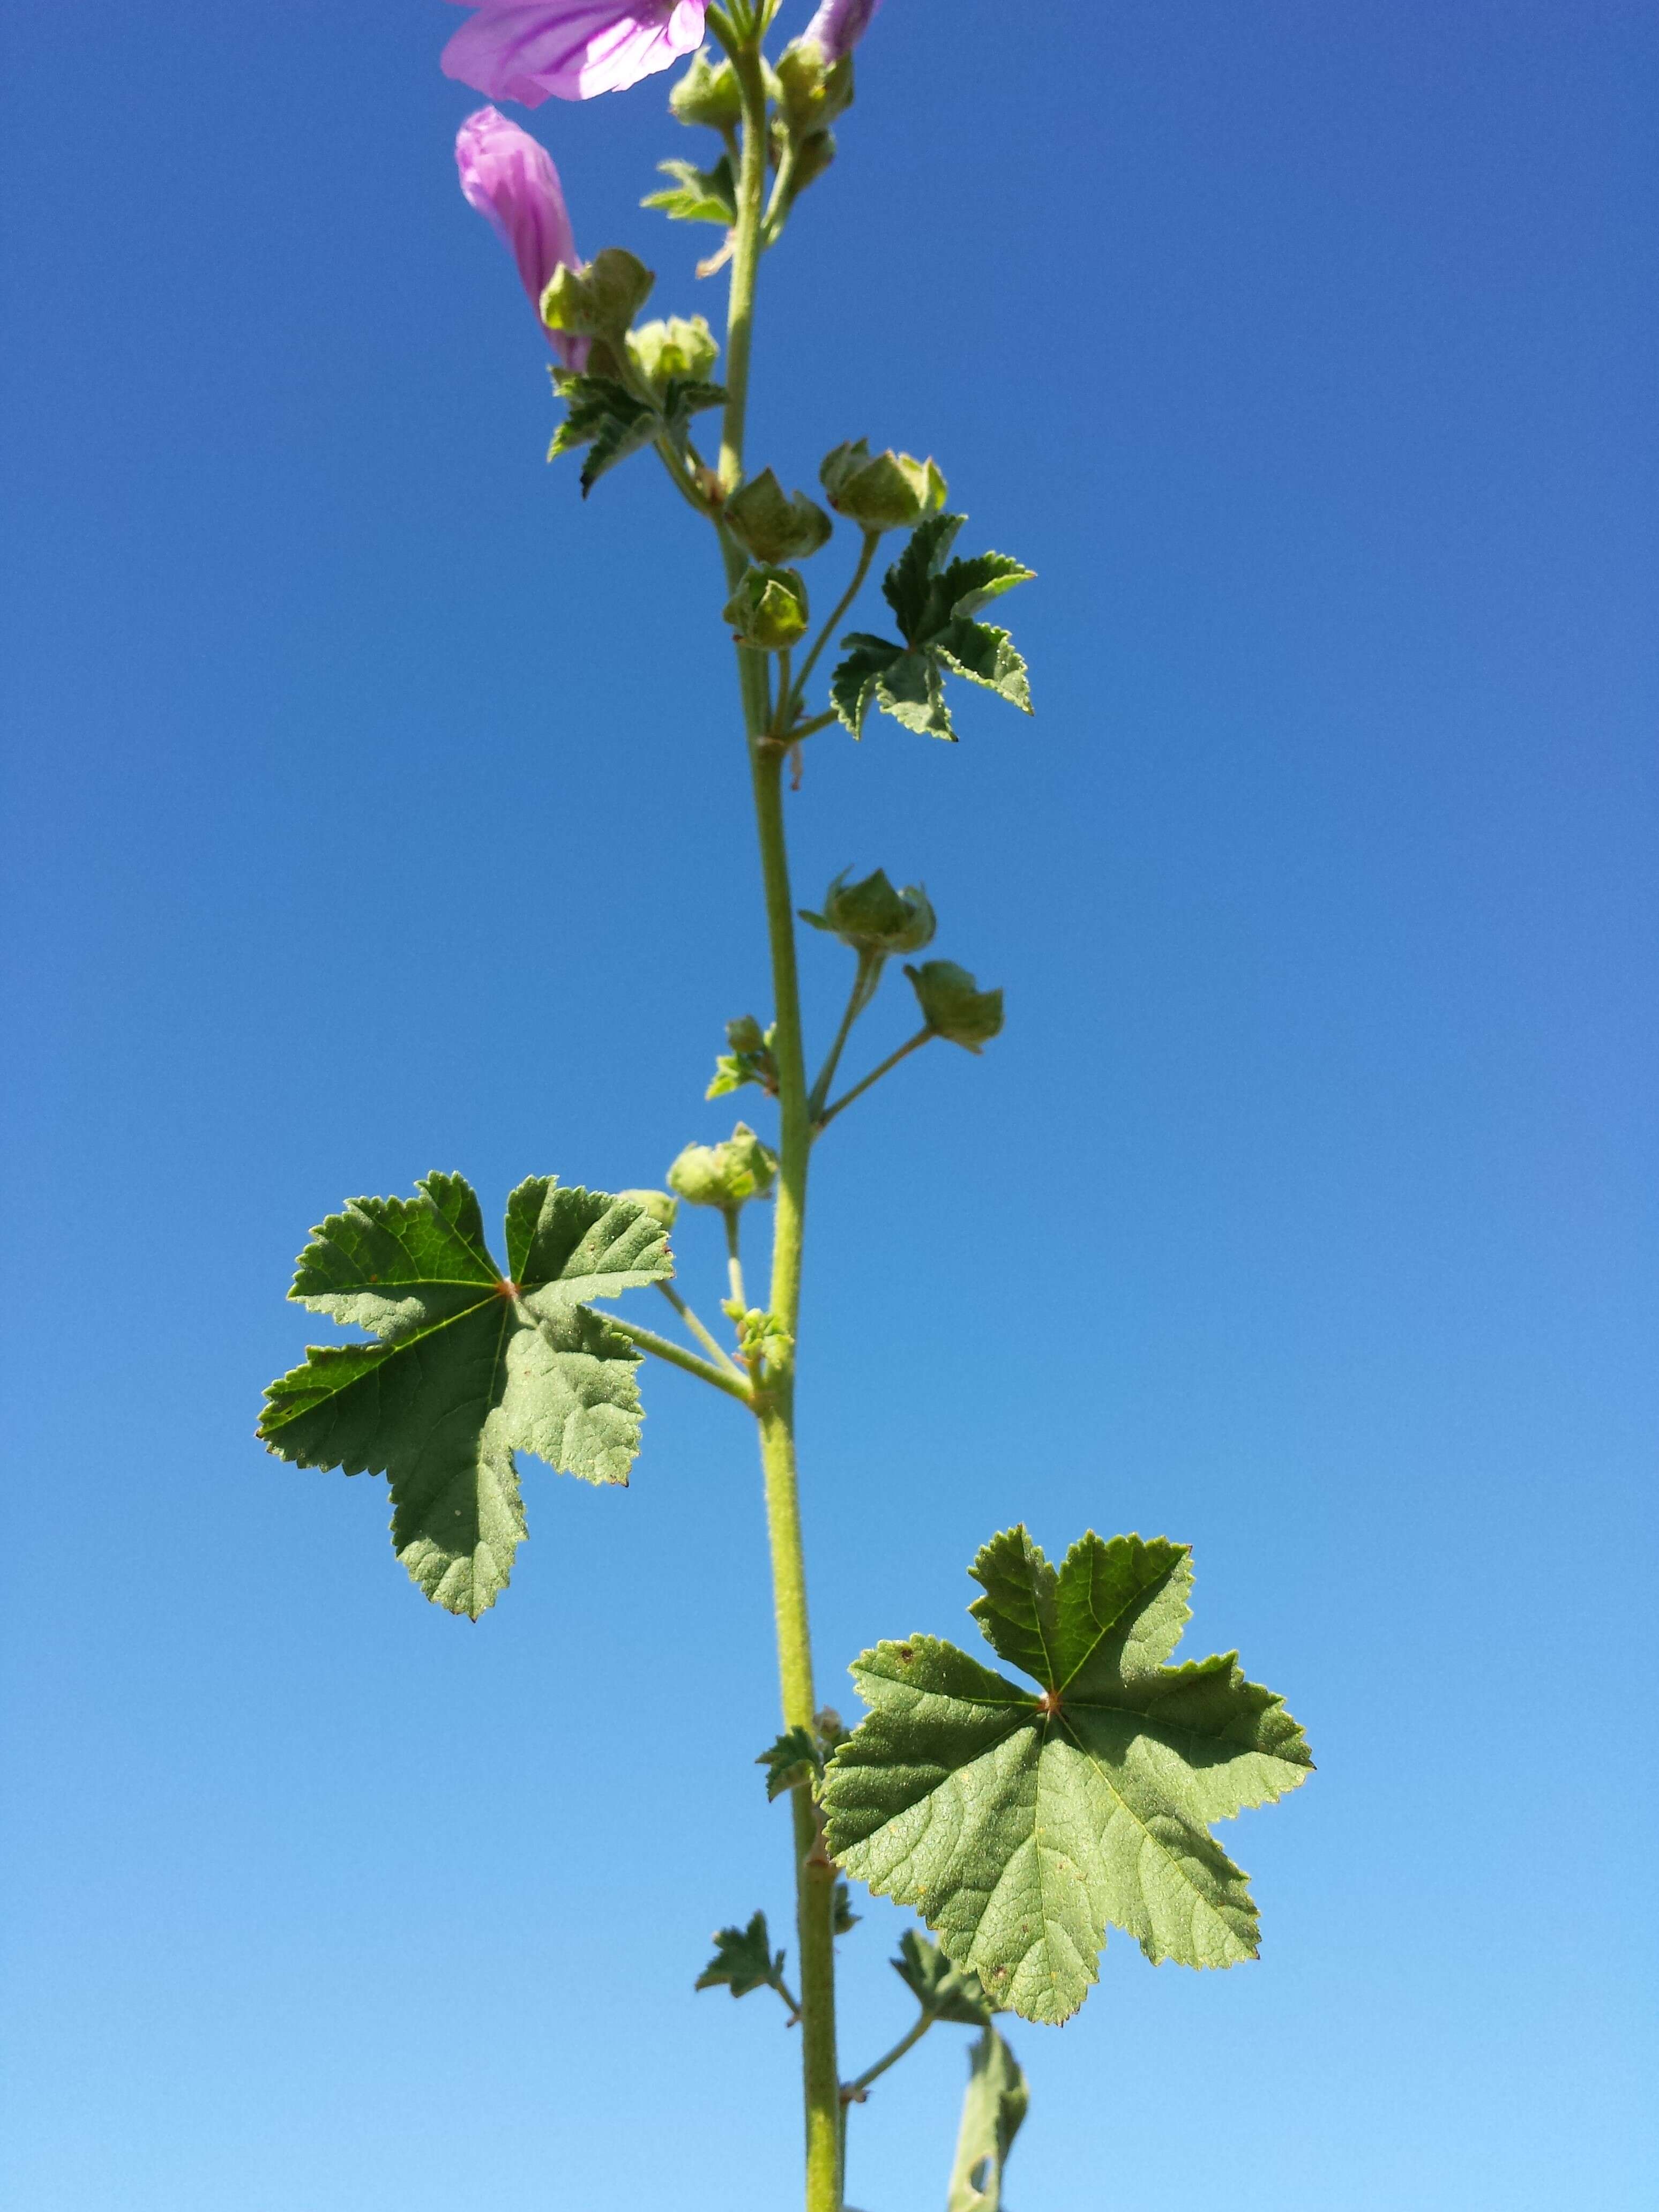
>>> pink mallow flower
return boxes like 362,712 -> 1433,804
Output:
455,106 -> 588,367
801,0 -> 883,63
442,1 -> 706,106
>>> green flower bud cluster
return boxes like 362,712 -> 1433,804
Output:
627,313 -> 720,392
669,46 -> 742,131
668,1123 -> 778,1211
541,248 -> 655,341
819,440 -> 947,533
800,868 -> 936,957
724,469 -> 834,564
708,1014 -> 779,1101
905,960 -> 1004,1053
723,564 -> 810,651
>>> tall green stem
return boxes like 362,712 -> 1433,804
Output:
720,47 -> 841,2212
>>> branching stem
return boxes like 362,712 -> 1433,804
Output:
720,46 -> 842,2212
842,2009 -> 937,2102
602,1314 -> 754,1408
808,952 -> 882,1122
814,1028 -> 934,1134
788,531 -> 880,719
653,1279 -> 744,1379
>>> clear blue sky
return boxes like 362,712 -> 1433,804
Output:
2,3 -> 1654,2206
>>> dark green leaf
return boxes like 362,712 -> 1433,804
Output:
881,511 -> 965,638
833,1881 -> 861,1937
937,550 -> 1035,622
947,2028 -> 1028,2212
258,1175 -> 671,1617
819,1528 -> 1313,2023
759,1723 -> 821,1800
829,638 -> 901,735
696,1910 -> 788,2001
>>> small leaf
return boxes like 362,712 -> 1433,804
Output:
819,1528 -> 1313,2023
931,620 -> 1032,713
946,2028 -> 1028,2212
696,1910 -> 787,2000
938,550 -> 1035,622
893,1930 -> 997,2027
829,639 -> 900,735
642,154 -> 737,227
258,1175 -> 671,1618
832,1881 -> 861,1937
759,1723 -> 821,1801
881,511 -> 965,637
875,650 -> 955,740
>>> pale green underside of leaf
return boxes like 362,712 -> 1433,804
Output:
820,1530 -> 1312,2023
947,2027 -> 1027,2212
259,1175 -> 671,1618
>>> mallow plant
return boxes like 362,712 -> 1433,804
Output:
259,5 -> 1314,2207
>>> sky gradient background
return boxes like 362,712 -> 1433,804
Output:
2,3 -> 1655,2206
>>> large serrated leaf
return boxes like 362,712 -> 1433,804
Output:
819,1527 -> 1313,2023
259,1174 -> 671,1617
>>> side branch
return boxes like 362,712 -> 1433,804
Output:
604,1314 -> 755,1408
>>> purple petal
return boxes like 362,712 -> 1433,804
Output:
455,106 -> 588,366
442,1 -> 706,106
801,0 -> 882,64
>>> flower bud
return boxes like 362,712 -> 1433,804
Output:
724,469 -> 834,563
669,46 -> 743,130
800,868 -> 936,956
774,37 -> 855,134
541,246 -> 655,339
616,1188 -> 679,1229
819,440 -> 947,532
627,313 -> 720,391
668,1123 -> 779,1209
904,960 -> 1004,1052
722,565 -> 810,651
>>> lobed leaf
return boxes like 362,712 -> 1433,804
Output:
641,155 -> 737,227
696,1910 -> 788,2001
259,1174 -> 671,1618
819,1528 -> 1313,2023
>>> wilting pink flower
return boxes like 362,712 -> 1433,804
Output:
455,106 -> 588,367
442,1 -> 706,106
801,0 -> 882,63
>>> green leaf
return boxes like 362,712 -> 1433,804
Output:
873,649 -> 955,739
881,511 -> 965,637
829,638 -> 900,735
258,1175 -> 671,1618
759,1723 -> 821,1800
819,1527 -> 1313,2024
833,1881 -> 861,1937
548,372 -> 725,497
641,154 -> 737,227
893,1929 -> 997,2027
830,515 -> 1033,740
946,2028 -> 1028,2212
931,619 -> 1032,713
696,1910 -> 789,2002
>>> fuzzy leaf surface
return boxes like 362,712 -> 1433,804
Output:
549,372 -> 725,496
258,1175 -> 671,1618
828,514 -> 1033,741
819,1527 -> 1313,2023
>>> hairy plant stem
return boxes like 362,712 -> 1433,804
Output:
720,48 -> 842,2212
602,1314 -> 753,1406
653,1279 -> 744,1379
